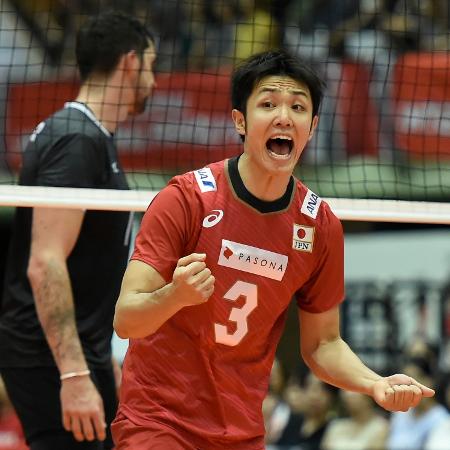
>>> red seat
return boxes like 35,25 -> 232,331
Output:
392,52 -> 450,160
336,60 -> 380,158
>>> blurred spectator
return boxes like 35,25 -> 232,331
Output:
322,391 -> 389,450
424,374 -> 450,450
283,1 -> 380,163
139,0 -> 192,71
270,371 -> 339,450
186,0 -> 241,70
0,377 -> 27,450
283,372 -> 307,417
264,359 -> 299,447
381,0 -> 450,52
234,0 -> 279,62
387,357 -> 449,450
404,337 -> 440,373
283,0 -> 374,60
9,0 -> 71,65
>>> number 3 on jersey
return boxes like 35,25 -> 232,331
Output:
214,281 -> 257,346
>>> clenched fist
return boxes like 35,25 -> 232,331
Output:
372,373 -> 435,412
172,253 -> 215,307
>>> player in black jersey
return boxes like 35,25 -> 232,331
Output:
0,11 -> 156,449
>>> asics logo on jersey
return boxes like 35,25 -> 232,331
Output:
30,121 -> 46,142
194,167 -> 217,192
111,161 -> 119,173
218,239 -> 288,281
202,210 -> 224,228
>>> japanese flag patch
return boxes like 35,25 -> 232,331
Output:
292,224 -> 314,252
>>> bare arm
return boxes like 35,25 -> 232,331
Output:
300,306 -> 381,394
114,254 -> 215,339
299,306 -> 434,412
27,207 -> 105,442
28,208 -> 86,374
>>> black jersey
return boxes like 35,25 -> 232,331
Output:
0,102 -> 131,368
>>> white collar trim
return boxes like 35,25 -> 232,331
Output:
64,101 -> 111,137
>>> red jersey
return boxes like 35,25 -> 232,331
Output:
118,157 -> 344,449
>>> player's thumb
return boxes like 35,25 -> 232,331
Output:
373,382 -> 391,405
412,380 -> 435,398
421,385 -> 435,397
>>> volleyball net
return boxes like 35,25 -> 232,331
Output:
0,0 -> 449,223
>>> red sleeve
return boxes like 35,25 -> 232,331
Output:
295,203 -> 345,313
131,175 -> 200,282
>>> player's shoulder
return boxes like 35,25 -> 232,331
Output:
32,105 -> 102,144
294,179 -> 340,228
169,159 -> 226,193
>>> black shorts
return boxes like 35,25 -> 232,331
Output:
1,365 -> 117,450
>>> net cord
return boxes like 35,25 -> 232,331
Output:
0,185 -> 449,224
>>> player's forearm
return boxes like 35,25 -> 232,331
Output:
27,256 -> 88,374
114,283 -> 184,339
302,336 -> 382,396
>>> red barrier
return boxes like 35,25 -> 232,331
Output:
5,72 -> 241,173
392,52 -> 450,159
337,61 -> 380,158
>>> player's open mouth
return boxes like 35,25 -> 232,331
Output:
266,136 -> 294,159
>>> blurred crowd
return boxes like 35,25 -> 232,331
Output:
264,338 -> 450,450
2,0 -> 449,167
2,336 -> 450,449
0,377 -> 26,450
5,0 -> 450,69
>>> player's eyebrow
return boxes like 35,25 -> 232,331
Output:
257,87 -> 309,98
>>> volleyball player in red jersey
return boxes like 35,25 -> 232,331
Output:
112,50 -> 434,449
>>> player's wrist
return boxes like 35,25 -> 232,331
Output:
60,369 -> 91,381
162,282 -> 191,309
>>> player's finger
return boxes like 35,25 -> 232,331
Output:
177,253 -> 206,267
198,276 -> 215,299
70,416 -> 84,442
91,412 -> 106,441
93,398 -> 106,441
174,262 -> 206,283
379,386 -> 395,409
400,385 -> 414,412
183,261 -> 207,277
80,415 -> 95,441
409,385 -> 423,408
401,386 -> 415,409
191,267 -> 212,285
62,411 -> 71,432
410,378 -> 435,397
392,385 -> 406,410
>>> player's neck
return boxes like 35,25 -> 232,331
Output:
76,81 -> 128,133
237,154 -> 292,202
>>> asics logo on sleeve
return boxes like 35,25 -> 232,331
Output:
203,210 -> 224,228
30,121 -> 46,142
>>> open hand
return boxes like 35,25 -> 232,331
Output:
372,373 -> 435,412
60,376 -> 106,442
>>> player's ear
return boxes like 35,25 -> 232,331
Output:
308,115 -> 319,141
232,109 -> 246,136
121,50 -> 139,79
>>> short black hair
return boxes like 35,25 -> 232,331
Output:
76,11 -> 155,82
231,50 -> 326,118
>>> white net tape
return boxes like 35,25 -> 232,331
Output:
1,185 -> 449,224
